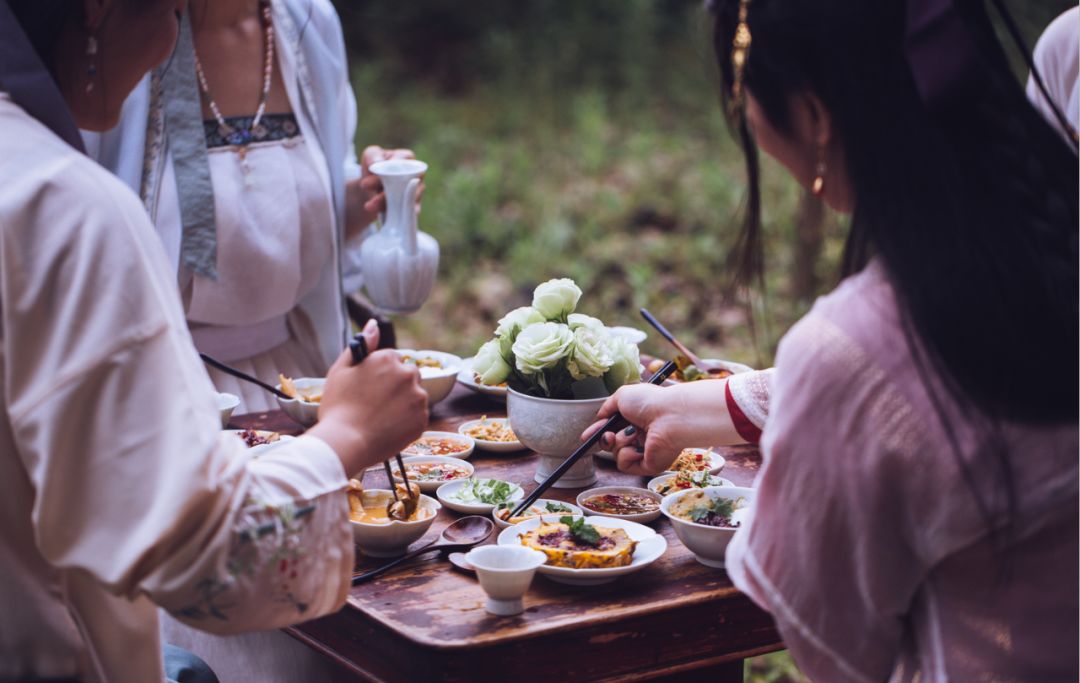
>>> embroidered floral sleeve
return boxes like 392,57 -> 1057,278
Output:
154,436 -> 354,633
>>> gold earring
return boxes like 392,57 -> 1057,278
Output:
811,148 -> 827,197
85,35 -> 98,94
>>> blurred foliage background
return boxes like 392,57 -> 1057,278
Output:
332,1 -> 1072,680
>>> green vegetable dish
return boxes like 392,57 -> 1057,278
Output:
448,478 -> 520,505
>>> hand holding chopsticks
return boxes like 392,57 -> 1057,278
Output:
345,330 -> 417,520
506,360 -> 678,519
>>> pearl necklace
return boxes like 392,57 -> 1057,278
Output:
193,0 -> 274,149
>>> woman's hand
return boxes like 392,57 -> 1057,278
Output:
307,320 -> 429,476
344,145 -> 425,238
580,381 -> 740,476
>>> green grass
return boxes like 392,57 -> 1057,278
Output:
352,64 -> 829,368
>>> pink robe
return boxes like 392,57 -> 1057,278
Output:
726,261 -> 1078,682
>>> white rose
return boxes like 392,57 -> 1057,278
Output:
472,339 -> 512,385
531,278 -> 582,321
567,313 -> 604,332
603,336 -> 642,393
567,327 -> 614,380
495,306 -> 545,340
512,322 -> 573,374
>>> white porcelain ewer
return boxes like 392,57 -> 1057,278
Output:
360,159 -> 439,314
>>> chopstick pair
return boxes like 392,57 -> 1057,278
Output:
507,360 -> 678,519
347,332 -> 415,508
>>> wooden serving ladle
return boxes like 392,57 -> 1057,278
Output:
351,516 -> 494,585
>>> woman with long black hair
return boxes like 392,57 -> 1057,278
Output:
588,0 -> 1078,679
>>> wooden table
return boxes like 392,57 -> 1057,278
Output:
232,386 -> 782,682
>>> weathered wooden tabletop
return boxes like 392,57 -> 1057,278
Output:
232,385 -> 781,682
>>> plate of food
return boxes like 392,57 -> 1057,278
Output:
436,478 -> 524,515
458,416 -> 524,453
663,448 -> 726,475
497,514 -> 667,586
389,456 -> 475,493
456,357 -> 508,400
397,349 -> 463,405
401,431 -> 475,460
491,499 -> 581,529
647,471 -> 735,497
576,486 -> 663,524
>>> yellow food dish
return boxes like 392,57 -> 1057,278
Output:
519,520 -> 636,569
462,416 -> 517,443
346,480 -> 428,524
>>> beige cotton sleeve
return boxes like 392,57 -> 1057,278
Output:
2,153 -> 353,635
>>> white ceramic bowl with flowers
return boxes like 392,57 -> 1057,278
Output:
470,279 -> 644,488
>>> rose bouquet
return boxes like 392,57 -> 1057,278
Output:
472,279 -> 641,399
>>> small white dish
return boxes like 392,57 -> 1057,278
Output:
275,377 -> 324,427
401,431 -> 475,460
647,472 -> 735,497
397,349 -> 463,406
215,392 -> 240,428
491,499 -> 582,529
390,456 -> 475,493
576,486 -> 663,524
663,448 -> 726,476
466,545 -> 548,616
497,515 -> 667,586
607,326 -> 648,345
456,358 -> 508,400
349,489 -> 441,558
458,417 -> 524,453
437,478 -> 524,515
661,486 -> 755,568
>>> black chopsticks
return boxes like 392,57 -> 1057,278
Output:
639,308 -> 704,367
200,353 -> 292,399
506,360 -> 678,518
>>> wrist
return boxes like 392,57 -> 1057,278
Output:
307,415 -> 370,477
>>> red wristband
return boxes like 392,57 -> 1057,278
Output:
726,380 -> 762,445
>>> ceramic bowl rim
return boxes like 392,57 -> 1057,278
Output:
466,545 -> 547,573
396,348 -> 464,379
274,376 -> 325,405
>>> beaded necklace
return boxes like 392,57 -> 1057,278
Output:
193,0 -> 274,149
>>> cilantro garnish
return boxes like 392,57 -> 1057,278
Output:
559,515 -> 600,546
545,502 -> 572,513
689,498 -> 738,523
